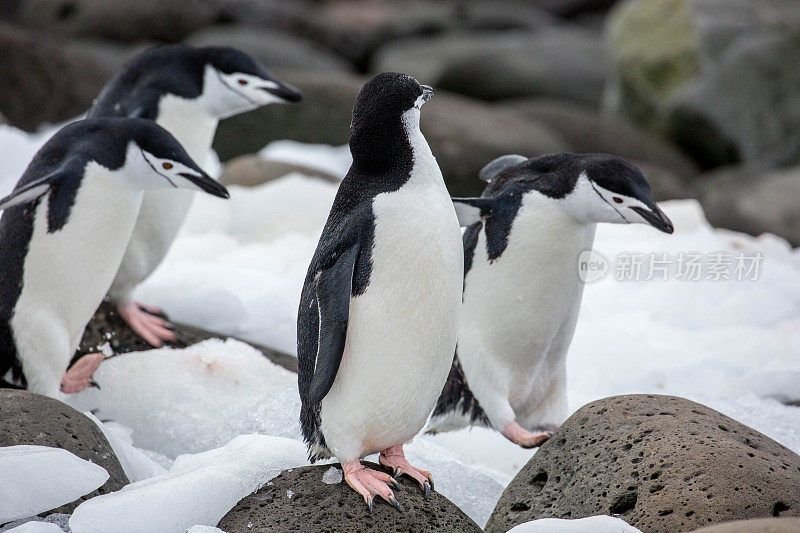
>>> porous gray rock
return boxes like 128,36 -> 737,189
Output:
0,24 -> 115,131
485,394 -> 800,533
215,70 -> 569,196
0,389 -> 129,514
217,463 -> 482,532
497,98 -> 699,184
688,517 -> 800,533
692,164 -> 800,246
374,27 -> 607,106
186,26 -> 353,73
76,300 -> 297,373
220,154 -> 340,188
606,0 -> 800,168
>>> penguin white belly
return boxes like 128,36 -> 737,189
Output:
11,165 -> 141,395
108,103 -> 217,301
458,194 -> 595,429
319,179 -> 463,462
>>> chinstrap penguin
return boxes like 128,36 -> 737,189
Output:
0,117 -> 228,398
89,44 -> 302,347
429,153 -> 674,447
297,73 -> 463,510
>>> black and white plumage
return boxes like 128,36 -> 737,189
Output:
429,153 -> 673,446
89,45 -> 302,346
0,118 -> 228,397
297,73 -> 462,506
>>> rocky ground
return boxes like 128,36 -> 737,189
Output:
2,0 -> 800,241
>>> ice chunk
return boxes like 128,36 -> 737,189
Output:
67,339 -> 302,458
321,466 -> 342,485
3,522 -> 64,533
0,446 -> 108,523
259,140 -> 351,179
68,434 -> 308,533
85,413 -> 167,482
508,516 -> 642,532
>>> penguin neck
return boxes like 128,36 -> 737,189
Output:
156,94 -> 218,165
523,191 -> 598,263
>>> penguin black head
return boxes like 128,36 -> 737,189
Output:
0,118 -> 228,214
349,72 -> 434,170
89,45 -> 302,121
457,153 -> 673,233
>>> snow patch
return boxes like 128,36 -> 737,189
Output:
68,435 -> 307,533
508,516 -> 643,532
0,446 -> 108,523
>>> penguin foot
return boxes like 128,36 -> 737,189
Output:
117,301 -> 177,347
379,445 -> 434,497
501,421 -> 553,448
343,460 -> 400,512
61,353 -> 106,393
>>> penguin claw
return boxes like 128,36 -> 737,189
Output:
389,495 -> 404,512
89,380 -> 101,390
366,497 -> 374,513
423,482 -> 431,500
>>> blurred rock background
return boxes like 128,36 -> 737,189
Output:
1,0 -> 798,242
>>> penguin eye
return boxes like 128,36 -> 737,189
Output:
237,79 -> 248,86
162,162 -> 173,170
613,196 -> 623,204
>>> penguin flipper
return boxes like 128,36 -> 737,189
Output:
479,154 -> 527,183
0,158 -> 82,211
307,243 -> 360,405
453,198 -> 497,227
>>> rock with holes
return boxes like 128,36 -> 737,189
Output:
217,463 -> 482,532
485,394 -> 800,533
688,517 -> 800,532
0,389 -> 129,514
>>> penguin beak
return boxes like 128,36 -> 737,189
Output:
631,204 -> 674,234
421,85 -> 434,103
178,172 -> 230,199
261,80 -> 303,103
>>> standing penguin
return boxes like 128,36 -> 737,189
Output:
298,73 -> 463,509
0,118 -> 229,398
89,45 -> 302,346
429,153 -> 674,447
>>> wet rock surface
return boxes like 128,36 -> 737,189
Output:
0,389 -> 129,514
220,154 -> 341,187
486,394 -> 800,533
77,301 -> 297,373
217,462 -> 482,532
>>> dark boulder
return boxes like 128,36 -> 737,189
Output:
0,23 -> 115,131
217,462 -> 482,532
688,517 -> 800,533
486,394 -> 800,533
0,389 -> 129,514
214,70 -> 569,196
77,300 -> 297,372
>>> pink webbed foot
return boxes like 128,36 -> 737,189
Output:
117,301 -> 176,347
379,445 -> 434,499
502,421 -> 553,449
61,353 -> 105,393
343,461 -> 402,512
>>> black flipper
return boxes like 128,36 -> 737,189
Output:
478,154 -> 527,183
0,158 -> 83,211
307,244 -> 360,405
452,197 -> 498,227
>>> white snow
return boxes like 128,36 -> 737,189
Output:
508,516 -> 644,532
85,413 -> 167,482
0,446 -> 108,523
185,527 -> 227,533
259,139 -> 351,179
68,339 -> 302,458
68,435 -> 307,533
321,466 -> 343,484
3,523 -> 64,533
